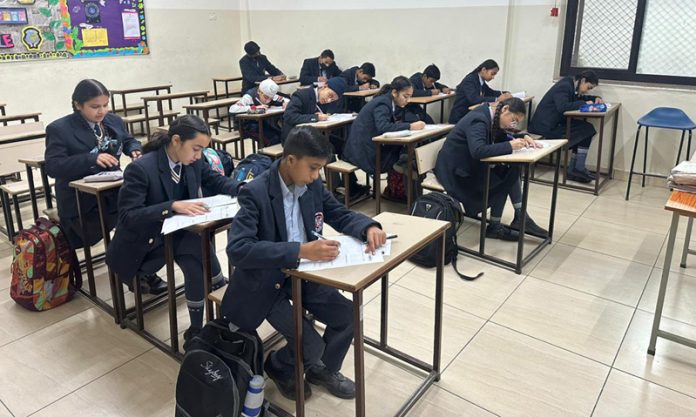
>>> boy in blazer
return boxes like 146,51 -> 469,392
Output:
222,126 -> 386,400
340,62 -> 379,112
409,64 -> 451,97
299,49 -> 342,86
239,41 -> 286,93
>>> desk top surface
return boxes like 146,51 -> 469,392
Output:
235,108 -> 286,120
110,85 -> 172,94
468,95 -> 534,111
69,178 -> 123,193
298,116 -> 357,129
409,92 -> 456,105
212,76 -> 243,82
665,191 -> 696,217
184,97 -> 241,110
564,102 -> 622,117
141,90 -> 210,101
344,89 -> 380,97
481,139 -> 567,163
373,124 -> 454,144
284,212 -> 449,292
0,121 -> 45,143
18,155 -> 45,166
0,112 -> 42,122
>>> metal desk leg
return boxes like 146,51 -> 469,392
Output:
374,143 -> 382,214
648,212 -> 679,355
479,164 -> 491,255
594,116 -> 605,195
75,189 -> 96,296
406,144 -> 415,211
25,166 -> 38,221
680,217 -> 693,268
433,233 -> 444,379
166,233 -> 180,354
201,229 -> 214,322
353,289 -> 366,417
95,191 -> 120,324
40,167 -> 53,209
292,278 -> 306,417
515,165 -> 530,274
548,149 -> 562,240
380,275 -> 389,347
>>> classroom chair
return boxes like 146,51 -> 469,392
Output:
415,138 -> 446,193
0,176 -> 54,240
626,107 -> 696,200
325,159 -> 372,207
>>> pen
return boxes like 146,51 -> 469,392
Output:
386,234 -> 398,240
312,231 -> 326,240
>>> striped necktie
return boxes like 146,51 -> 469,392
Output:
171,164 -> 181,184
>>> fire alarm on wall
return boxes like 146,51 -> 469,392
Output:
551,7 -> 559,17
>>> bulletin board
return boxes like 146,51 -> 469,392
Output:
0,0 -> 149,62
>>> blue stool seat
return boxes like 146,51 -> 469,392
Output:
638,107 -> 696,130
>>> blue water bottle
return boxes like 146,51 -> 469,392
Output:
241,375 -> 265,417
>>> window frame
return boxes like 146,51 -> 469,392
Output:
560,0 -> 696,86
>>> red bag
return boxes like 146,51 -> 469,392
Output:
382,170 -> 407,202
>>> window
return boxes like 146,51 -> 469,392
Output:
560,0 -> 696,85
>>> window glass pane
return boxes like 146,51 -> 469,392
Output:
572,0 -> 638,69
637,0 -> 696,77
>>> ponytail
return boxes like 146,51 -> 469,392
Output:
491,97 -> 526,141
470,59 -> 499,75
142,114 -> 211,154
377,75 -> 412,96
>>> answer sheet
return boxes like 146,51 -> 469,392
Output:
161,196 -> 239,235
297,235 -> 392,272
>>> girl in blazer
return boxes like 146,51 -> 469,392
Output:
435,98 -> 547,240
528,71 -> 602,183
106,115 -> 241,346
344,76 -> 426,177
448,59 -> 512,124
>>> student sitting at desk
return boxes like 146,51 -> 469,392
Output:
528,70 -> 602,183
409,64 -> 451,97
229,79 -> 289,146
44,79 -> 163,291
299,49 -> 342,87
239,41 -> 286,93
281,76 -> 347,142
448,59 -> 512,125
222,126 -> 386,400
106,115 -> 242,347
341,62 -> 379,112
435,98 -> 548,240
344,76 -> 425,193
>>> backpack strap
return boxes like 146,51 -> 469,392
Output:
451,253 -> 483,281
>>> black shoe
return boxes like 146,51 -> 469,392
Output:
142,273 -> 168,295
581,168 -> 597,180
264,351 -> 312,401
306,365 -> 356,399
349,184 -> 370,200
485,223 -> 520,241
182,326 -> 201,351
566,169 -> 593,184
510,214 -> 549,239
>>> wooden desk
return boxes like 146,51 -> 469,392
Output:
460,139 -> 567,274
183,97 -> 240,131
69,179 -> 123,323
0,121 -> 45,144
284,212 -> 449,417
559,102 -> 622,195
649,191 -> 696,355
235,107 -> 286,152
409,92 -> 456,123
17,156 -> 52,220
212,76 -> 243,100
0,112 -> 42,126
373,124 -> 454,213
344,88 -> 380,111
141,90 -> 210,138
110,84 -> 172,115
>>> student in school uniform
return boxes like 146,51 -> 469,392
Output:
448,59 -> 512,125
340,62 -> 379,112
528,70 -> 602,183
105,115 -> 242,346
281,76 -> 347,142
229,79 -> 289,146
44,79 -> 167,293
409,64 -> 451,97
299,49 -> 342,87
343,75 -> 425,179
435,98 -> 548,240
222,126 -> 387,400
239,41 -> 287,94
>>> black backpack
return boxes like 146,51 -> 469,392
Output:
176,319 -> 267,417
232,153 -> 273,182
409,192 -> 483,281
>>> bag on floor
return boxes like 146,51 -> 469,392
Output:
409,192 -> 483,281
10,218 -> 82,311
383,170 -> 407,202
232,153 -> 273,183
176,319 -> 268,417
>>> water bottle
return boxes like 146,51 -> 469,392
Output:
241,375 -> 265,417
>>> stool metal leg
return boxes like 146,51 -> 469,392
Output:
680,217 -> 693,268
676,131 -> 686,166
689,130 -> 693,161
626,125 -> 642,200
642,127 -> 649,188
648,212 -> 679,355
12,195 -> 23,232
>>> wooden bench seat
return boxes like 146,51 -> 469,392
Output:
259,144 -> 284,159
121,110 -> 180,124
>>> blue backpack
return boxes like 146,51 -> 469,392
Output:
232,154 -> 273,182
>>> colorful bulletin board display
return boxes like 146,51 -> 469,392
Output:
0,0 -> 149,62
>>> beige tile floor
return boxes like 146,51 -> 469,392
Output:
2,172 -> 696,416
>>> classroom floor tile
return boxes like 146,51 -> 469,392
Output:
582,197 -> 672,235
638,268 -> 696,327
655,236 -> 696,278
530,243 -> 653,306
593,369 -> 696,417
491,277 -> 634,365
0,402 -> 11,417
438,322 -> 609,417
526,181 -> 598,216
600,179 -> 672,209
406,385 -> 496,417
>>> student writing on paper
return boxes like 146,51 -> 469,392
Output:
449,59 -> 512,124
106,115 -> 242,348
299,49 -> 342,87
340,62 -> 379,112
239,41 -> 286,93
529,70 -> 602,183
230,79 -> 289,146
435,98 -> 548,240
45,79 -> 141,250
281,77 -> 347,143
222,127 -> 386,401
409,64 -> 451,97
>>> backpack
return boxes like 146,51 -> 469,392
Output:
383,170 -> 407,202
409,192 -> 483,281
176,319 -> 268,417
203,147 -> 235,177
232,153 -> 273,183
10,218 -> 82,311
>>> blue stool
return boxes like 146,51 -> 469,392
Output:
626,107 -> 696,200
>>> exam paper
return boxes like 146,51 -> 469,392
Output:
161,196 -> 239,235
383,130 -> 412,138
423,124 -> 448,130
513,141 -> 550,153
327,113 -> 356,122
297,235 -> 392,272
512,91 -> 527,99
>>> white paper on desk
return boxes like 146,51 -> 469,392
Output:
266,107 -> 285,113
512,91 -> 527,99
297,235 -> 391,271
423,124 -> 449,130
513,141 -> 550,153
438,92 -> 448,96
327,113 -> 356,121
161,196 -> 239,235
383,130 -> 412,138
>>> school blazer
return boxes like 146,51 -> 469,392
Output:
528,76 -> 597,136
105,147 -> 241,281
339,66 -> 380,92
45,112 -> 141,220
280,88 -> 342,143
435,106 -> 512,198
299,57 -> 342,86
343,94 -> 410,175
409,72 -> 449,98
221,160 -> 378,330
448,72 -> 501,124
239,54 -> 283,93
